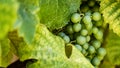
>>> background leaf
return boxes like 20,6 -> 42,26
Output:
105,31 -> 120,65
39,0 -> 81,30
0,0 -> 18,40
16,0 -> 39,44
17,7 -> 38,44
100,56 -> 115,68
100,0 -> 120,36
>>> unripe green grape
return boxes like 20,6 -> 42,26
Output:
85,10 -> 92,16
81,5 -> 89,13
88,0 -> 95,7
76,35 -> 86,45
83,43 -> 89,50
73,23 -> 82,32
91,57 -> 100,66
86,22 -> 93,30
94,30 -> 103,41
66,25 -> 74,34
63,35 -> 70,43
82,49 -> 86,55
71,13 -> 81,23
92,12 -> 101,21
75,44 -> 82,52
95,19 -> 103,27
83,15 -> 92,24
81,29 -> 88,36
92,26 -> 99,34
88,46 -> 96,54
92,40 -> 101,49
97,47 -> 106,57
86,36 -> 91,42
58,32 -> 66,38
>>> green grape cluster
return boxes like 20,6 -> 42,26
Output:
58,0 -> 106,67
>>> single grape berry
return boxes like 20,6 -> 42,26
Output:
80,5 -> 89,13
92,12 -> 101,21
82,49 -> 86,55
83,15 -> 92,24
83,43 -> 89,50
88,0 -> 95,7
76,35 -> 86,45
63,35 -> 70,43
92,27 -> 99,34
85,10 -> 92,16
94,30 -> 103,41
71,13 -> 81,23
58,32 -> 66,38
91,57 -> 100,66
97,47 -> 106,57
86,36 -> 91,42
92,40 -> 101,49
73,23 -> 82,32
88,46 -> 96,54
75,44 -> 82,52
66,25 -> 74,34
95,19 -> 103,27
81,29 -> 88,36
86,22 -> 93,30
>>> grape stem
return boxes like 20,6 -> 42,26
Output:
70,40 -> 76,44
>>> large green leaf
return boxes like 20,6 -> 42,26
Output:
39,0 -> 81,30
9,24 -> 93,68
0,0 -> 18,40
16,0 -> 39,44
105,31 -> 120,65
0,38 -> 16,67
9,24 -> 65,61
26,44 -> 93,68
100,0 -> 120,36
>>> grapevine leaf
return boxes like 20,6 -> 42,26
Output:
39,0 -> 81,30
26,45 -> 93,68
8,24 -> 65,61
0,38 -> 17,67
9,24 -> 93,68
16,0 -> 39,44
18,0 -> 39,14
0,0 -> 18,40
100,0 -> 120,36
99,57 -> 115,68
105,31 -> 120,65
